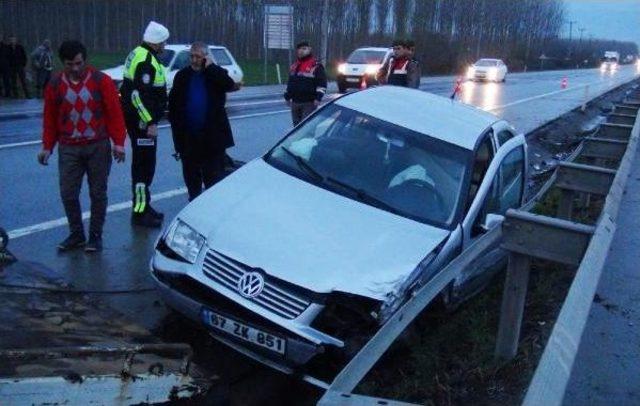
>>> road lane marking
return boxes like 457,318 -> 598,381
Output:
7,187 -> 187,240
0,110 -> 291,150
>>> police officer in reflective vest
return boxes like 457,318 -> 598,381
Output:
120,21 -> 169,228
377,39 -> 421,89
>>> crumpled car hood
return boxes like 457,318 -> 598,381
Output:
178,159 -> 450,301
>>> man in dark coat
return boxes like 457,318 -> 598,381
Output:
7,35 -> 30,98
168,41 -> 241,201
0,34 -> 10,97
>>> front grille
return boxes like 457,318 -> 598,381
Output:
202,250 -> 310,320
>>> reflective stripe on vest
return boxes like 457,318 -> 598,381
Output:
123,46 -> 166,87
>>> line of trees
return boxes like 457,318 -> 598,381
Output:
1,0 -> 637,74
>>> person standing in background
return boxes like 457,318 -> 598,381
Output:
31,39 -> 54,98
284,40 -> 327,126
7,35 -> 30,98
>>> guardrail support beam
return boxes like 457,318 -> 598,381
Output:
614,104 -> 639,116
495,210 -> 595,361
608,113 -> 636,126
581,138 -> 628,162
495,252 -> 531,360
555,162 -> 617,196
598,123 -> 633,141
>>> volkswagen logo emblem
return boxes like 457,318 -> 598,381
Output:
237,272 -> 265,298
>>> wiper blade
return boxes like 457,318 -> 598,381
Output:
280,146 -> 324,182
325,176 -> 402,215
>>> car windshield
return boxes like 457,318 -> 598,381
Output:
266,104 -> 470,228
157,50 -> 175,67
347,50 -> 387,64
476,59 -> 499,67
211,48 -> 233,66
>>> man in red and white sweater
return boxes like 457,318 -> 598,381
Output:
37,40 -> 126,252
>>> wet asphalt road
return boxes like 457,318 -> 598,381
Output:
0,65 -> 638,403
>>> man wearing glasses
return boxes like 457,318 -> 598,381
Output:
168,41 -> 241,201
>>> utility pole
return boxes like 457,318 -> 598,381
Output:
320,0 -> 329,64
568,20 -> 577,42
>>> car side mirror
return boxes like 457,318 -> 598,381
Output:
481,213 -> 505,231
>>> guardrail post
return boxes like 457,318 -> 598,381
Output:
495,252 -> 532,360
557,189 -> 574,220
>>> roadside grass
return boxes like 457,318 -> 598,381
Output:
236,59 -> 338,86
357,257 -> 574,405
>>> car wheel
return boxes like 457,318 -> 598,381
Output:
338,83 -> 347,93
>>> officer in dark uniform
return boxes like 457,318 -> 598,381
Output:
120,21 -> 169,228
284,40 -> 327,126
377,39 -> 421,89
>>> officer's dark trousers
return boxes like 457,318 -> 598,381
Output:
127,120 -> 157,216
181,132 -> 226,201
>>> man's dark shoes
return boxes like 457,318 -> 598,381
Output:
85,234 -> 103,253
131,211 -> 163,228
57,233 -> 86,251
148,205 -> 164,220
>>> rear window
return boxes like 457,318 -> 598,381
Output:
347,50 -> 387,65
211,48 -> 233,66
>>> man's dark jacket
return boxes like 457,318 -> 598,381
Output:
7,44 -> 27,68
168,63 -> 237,155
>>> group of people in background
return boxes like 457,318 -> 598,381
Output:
0,34 -> 53,99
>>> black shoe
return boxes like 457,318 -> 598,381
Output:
148,205 -> 164,220
57,233 -> 86,251
85,234 -> 103,253
131,211 -> 163,228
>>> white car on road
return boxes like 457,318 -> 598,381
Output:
102,44 -> 243,91
467,58 -> 508,82
151,86 -> 527,371
336,47 -> 392,93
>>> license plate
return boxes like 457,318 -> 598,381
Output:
201,309 -> 286,355
346,77 -> 360,83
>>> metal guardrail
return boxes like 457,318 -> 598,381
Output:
522,93 -> 640,406
317,84 -> 640,405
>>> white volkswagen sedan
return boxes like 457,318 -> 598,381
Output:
467,58 -> 508,82
151,86 -> 527,372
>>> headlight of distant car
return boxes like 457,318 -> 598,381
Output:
365,64 -> 378,75
600,63 -> 607,72
164,219 -> 205,264
487,67 -> 498,79
337,63 -> 347,75
466,66 -> 475,78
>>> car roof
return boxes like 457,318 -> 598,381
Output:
164,44 -> 227,51
477,58 -> 502,63
334,86 -> 499,150
352,47 -> 390,52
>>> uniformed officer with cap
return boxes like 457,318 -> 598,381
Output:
120,21 -> 169,228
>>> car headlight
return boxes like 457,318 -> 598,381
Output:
365,64 -> 378,75
467,66 -> 475,78
164,219 -> 205,264
487,68 -> 498,79
337,63 -> 346,75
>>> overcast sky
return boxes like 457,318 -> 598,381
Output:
564,0 -> 640,45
